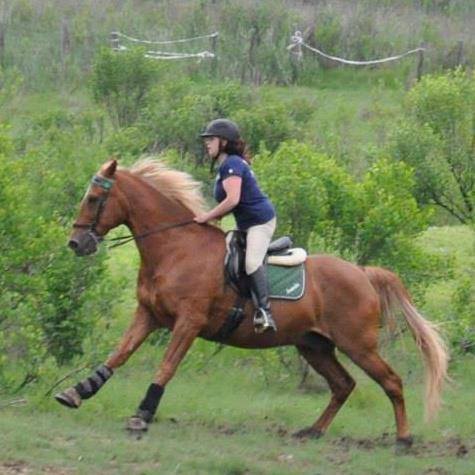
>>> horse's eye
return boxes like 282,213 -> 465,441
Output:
87,195 -> 99,204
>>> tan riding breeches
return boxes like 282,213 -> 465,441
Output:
245,217 -> 277,275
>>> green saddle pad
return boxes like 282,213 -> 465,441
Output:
267,263 -> 305,300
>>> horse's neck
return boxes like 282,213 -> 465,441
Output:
118,172 -> 197,265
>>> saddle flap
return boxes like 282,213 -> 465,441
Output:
225,231 -> 249,297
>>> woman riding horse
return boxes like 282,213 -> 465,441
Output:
195,118 -> 277,333
56,157 -> 448,448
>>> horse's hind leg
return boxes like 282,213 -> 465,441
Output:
293,333 -> 356,439
344,349 -> 412,448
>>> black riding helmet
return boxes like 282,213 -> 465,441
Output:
200,118 -> 240,142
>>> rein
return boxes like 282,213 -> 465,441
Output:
107,219 -> 195,249
74,174 -> 196,250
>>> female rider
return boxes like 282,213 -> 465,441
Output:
194,118 -> 277,333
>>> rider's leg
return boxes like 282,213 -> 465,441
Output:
246,217 -> 277,333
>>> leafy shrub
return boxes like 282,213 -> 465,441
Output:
142,81 -> 214,158
233,102 -> 297,153
104,125 -> 151,161
91,47 -> 160,128
451,270 -> 475,353
0,115 -> 120,391
141,80 -> 307,160
390,69 -> 475,224
450,227 -> 475,353
254,142 -> 333,246
255,141 -> 440,289
0,67 -> 23,108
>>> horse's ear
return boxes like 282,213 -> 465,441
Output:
101,159 -> 118,178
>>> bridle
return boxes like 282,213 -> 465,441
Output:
73,174 -> 195,250
73,175 -> 114,245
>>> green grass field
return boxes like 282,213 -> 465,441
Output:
1,65 -> 473,474
1,224 -> 474,474
1,353 -> 474,474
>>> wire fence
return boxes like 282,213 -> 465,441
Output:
110,31 -> 218,61
287,30 -> 425,66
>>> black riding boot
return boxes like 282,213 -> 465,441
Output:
248,265 -> 277,333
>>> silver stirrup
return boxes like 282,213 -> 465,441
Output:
253,308 -> 277,334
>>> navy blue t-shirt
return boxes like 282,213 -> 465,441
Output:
213,155 -> 275,231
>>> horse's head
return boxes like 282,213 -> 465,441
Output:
69,159 -> 124,256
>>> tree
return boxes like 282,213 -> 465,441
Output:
390,69 -> 474,223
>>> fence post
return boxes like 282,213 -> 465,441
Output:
60,18 -> 70,74
289,30 -> 303,84
455,40 -> 464,67
210,32 -> 218,77
416,45 -> 425,81
0,22 -> 4,68
110,31 -> 120,50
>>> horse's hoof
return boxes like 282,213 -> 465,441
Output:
126,415 -> 149,434
395,436 -> 413,454
54,387 -> 82,409
292,427 -> 323,440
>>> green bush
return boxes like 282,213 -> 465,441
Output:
91,47 -> 160,128
255,142 -> 333,246
255,141 -> 440,289
233,102 -> 297,153
390,69 -> 475,224
104,125 -> 151,161
450,227 -> 475,353
140,80 -> 249,159
0,136 -> 51,390
0,114 -> 120,391
141,80 -> 307,160
451,270 -> 475,353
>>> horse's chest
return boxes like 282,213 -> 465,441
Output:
136,280 -> 171,325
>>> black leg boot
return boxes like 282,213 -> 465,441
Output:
248,265 -> 277,333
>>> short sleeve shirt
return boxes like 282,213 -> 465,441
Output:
213,155 -> 275,231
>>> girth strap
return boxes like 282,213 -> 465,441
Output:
212,295 -> 246,341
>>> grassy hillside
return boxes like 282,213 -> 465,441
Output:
1,0 -> 474,90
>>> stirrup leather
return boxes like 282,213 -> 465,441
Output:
253,308 -> 277,334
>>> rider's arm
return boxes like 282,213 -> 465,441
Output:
194,176 -> 242,223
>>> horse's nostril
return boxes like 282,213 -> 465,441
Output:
68,239 -> 79,250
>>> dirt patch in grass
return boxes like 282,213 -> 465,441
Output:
0,461 -> 73,475
0,461 -> 29,475
409,436 -> 472,458
328,434 -> 472,458
421,469 -> 451,475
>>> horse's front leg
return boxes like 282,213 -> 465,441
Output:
55,305 -> 156,409
127,315 -> 204,432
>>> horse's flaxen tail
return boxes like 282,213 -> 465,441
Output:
363,266 -> 449,421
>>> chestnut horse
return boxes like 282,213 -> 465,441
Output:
56,158 -> 448,448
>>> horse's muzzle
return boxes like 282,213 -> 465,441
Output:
68,231 -> 101,256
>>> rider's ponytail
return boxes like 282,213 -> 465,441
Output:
223,139 -> 252,165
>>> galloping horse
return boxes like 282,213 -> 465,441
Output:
56,158 -> 448,448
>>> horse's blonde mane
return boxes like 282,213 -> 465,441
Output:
127,157 -> 208,215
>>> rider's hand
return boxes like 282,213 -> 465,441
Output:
194,213 -> 210,224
